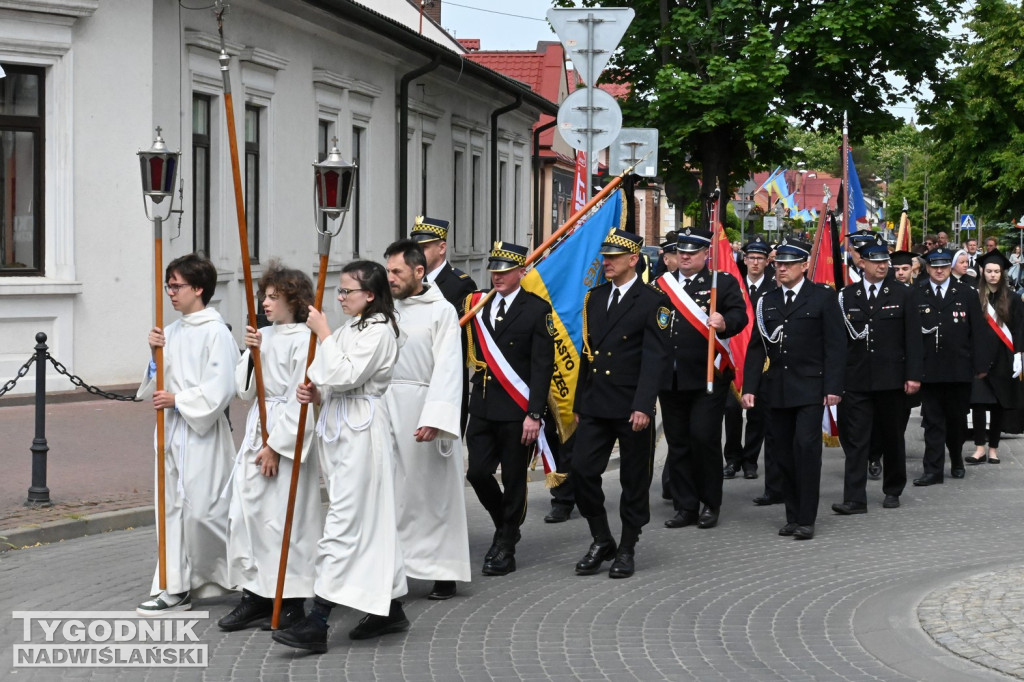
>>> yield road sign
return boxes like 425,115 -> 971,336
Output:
546,8 -> 635,88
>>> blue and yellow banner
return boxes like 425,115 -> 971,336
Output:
522,190 -> 622,443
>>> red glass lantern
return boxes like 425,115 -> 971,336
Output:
138,127 -> 180,205
314,139 -> 357,222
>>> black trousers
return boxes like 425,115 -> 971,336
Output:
769,404 -> 823,526
572,414 -> 656,533
838,389 -> 908,503
920,382 -> 971,478
465,416 -> 531,545
972,406 -> 1004,448
723,390 -> 767,473
660,382 -> 729,513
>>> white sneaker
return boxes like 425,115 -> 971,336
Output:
136,590 -> 191,617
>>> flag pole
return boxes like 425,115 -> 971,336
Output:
896,197 -> 910,252
216,9 -> 269,446
459,151 -> 653,327
842,111 -> 851,285
705,188 -> 721,395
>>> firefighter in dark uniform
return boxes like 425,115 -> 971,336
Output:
891,249 -> 923,432
572,229 -> 668,579
411,216 -> 477,433
658,228 -> 747,531
742,237 -> 847,540
832,236 -> 923,514
723,235 -> 777,491
910,247 -> 991,486
657,235 -> 680,500
463,242 -> 555,575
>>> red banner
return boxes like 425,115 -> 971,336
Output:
572,151 -> 587,212
712,226 -> 751,392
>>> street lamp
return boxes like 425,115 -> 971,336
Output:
137,126 -> 180,590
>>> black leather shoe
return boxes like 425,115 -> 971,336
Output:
218,591 -> 272,632
743,468 -> 758,480
427,581 -> 456,600
723,463 -> 737,479
482,548 -> 516,576
778,522 -> 798,536
753,494 -> 782,506
260,600 -> 305,631
544,506 -> 573,523
882,495 -> 900,509
574,541 -> 617,575
867,460 -> 882,480
913,473 -> 943,486
664,510 -> 699,528
272,616 -> 329,653
608,551 -> 635,579
696,506 -> 719,529
951,467 -> 966,479
831,501 -> 867,515
484,529 -> 520,563
793,524 -> 815,540
348,601 -> 410,640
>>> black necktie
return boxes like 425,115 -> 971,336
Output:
786,290 -> 795,307
749,283 -> 757,297
868,284 -> 877,302
684,278 -> 692,288
609,288 -> 620,310
935,285 -> 943,300
496,298 -> 506,327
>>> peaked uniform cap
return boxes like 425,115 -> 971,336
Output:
676,228 -> 713,253
600,228 -> 643,255
487,241 -> 528,272
410,216 -> 450,243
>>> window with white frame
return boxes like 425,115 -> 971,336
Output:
0,63 -> 44,276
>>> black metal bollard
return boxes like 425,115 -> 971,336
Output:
26,332 -> 51,507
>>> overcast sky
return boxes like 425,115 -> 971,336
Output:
437,0 -> 969,123
440,0 -> 559,50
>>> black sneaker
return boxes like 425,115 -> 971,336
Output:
348,601 -> 410,640
218,591 -> 273,632
271,615 -> 328,653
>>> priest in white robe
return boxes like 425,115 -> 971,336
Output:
384,239 -> 472,601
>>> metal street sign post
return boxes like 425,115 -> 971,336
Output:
608,128 -> 659,178
548,7 -> 634,200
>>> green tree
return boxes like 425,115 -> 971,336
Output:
554,0 -> 958,218
925,0 -> 1024,223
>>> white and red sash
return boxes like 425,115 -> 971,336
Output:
986,302 -> 1014,352
657,273 -> 734,371
470,294 -> 557,477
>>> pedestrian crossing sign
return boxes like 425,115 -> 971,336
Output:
960,214 -> 976,230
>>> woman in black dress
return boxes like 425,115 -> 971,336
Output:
968,250 -> 1024,465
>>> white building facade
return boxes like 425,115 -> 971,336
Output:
0,0 -> 552,395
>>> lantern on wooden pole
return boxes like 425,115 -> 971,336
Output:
271,139 -> 356,628
138,126 -> 180,591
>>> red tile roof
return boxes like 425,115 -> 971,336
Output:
570,70 -> 630,99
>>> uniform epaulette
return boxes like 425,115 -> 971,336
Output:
457,271 -> 470,279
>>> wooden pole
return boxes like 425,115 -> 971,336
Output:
154,217 -> 167,590
458,154 -> 650,327
271,249 -> 329,629
218,47 -> 269,446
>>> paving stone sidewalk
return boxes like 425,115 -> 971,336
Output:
1,410 -> 1022,680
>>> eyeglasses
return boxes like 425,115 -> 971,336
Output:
164,283 -> 193,294
336,287 -> 368,297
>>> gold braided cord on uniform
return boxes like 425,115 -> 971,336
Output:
464,295 -> 487,373
581,290 -> 594,362
603,233 -> 641,254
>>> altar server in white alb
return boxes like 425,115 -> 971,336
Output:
383,239 -> 471,601
273,260 -> 409,654
136,254 -> 237,615
219,263 -> 324,632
